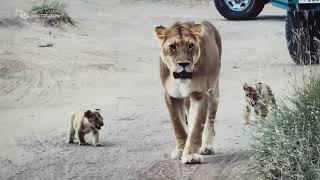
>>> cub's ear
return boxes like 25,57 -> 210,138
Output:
154,25 -> 167,41
84,110 -> 92,118
243,83 -> 249,91
190,23 -> 203,36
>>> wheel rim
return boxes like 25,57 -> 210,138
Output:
224,0 -> 251,11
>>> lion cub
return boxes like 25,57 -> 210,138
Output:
243,82 -> 277,124
68,109 -> 104,146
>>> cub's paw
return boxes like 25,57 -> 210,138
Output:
200,145 -> 215,155
94,143 -> 103,147
79,142 -> 89,146
68,137 -> 75,144
181,154 -> 202,164
171,149 -> 183,160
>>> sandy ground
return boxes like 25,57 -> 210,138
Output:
0,0 -> 307,179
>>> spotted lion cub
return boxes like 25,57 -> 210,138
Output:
243,82 -> 277,124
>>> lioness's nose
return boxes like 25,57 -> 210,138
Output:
178,62 -> 190,68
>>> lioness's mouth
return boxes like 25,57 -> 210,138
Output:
173,71 -> 192,79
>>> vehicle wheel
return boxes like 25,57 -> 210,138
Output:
286,11 -> 320,65
213,0 -> 265,20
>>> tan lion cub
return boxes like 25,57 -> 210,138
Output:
243,82 -> 277,124
68,109 -> 104,146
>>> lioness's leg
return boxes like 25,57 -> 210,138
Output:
200,88 -> 218,155
182,92 -> 208,164
165,93 -> 188,160
184,98 -> 190,125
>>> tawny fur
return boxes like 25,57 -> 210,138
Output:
243,82 -> 277,124
68,110 -> 104,146
155,21 -> 221,164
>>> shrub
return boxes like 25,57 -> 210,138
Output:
30,1 -> 66,15
250,75 -> 320,179
29,0 -> 73,26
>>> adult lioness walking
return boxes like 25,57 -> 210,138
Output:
154,21 -> 221,164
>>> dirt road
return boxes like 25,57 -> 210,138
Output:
0,0 -> 301,179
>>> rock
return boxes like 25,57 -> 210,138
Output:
38,43 -> 54,48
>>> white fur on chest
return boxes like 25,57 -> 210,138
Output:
165,78 -> 192,98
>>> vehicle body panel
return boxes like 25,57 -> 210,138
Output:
271,0 -> 320,11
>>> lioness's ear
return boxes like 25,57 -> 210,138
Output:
190,24 -> 203,36
154,25 -> 167,41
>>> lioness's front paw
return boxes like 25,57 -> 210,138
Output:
200,145 -> 215,155
171,149 -> 183,160
181,153 -> 202,164
94,143 -> 103,147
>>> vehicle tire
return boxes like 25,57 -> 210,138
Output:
286,11 -> 320,65
213,0 -> 265,20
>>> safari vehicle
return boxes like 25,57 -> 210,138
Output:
213,0 -> 320,64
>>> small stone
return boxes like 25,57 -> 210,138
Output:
38,43 -> 54,48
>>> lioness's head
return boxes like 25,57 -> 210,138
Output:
154,22 -> 203,79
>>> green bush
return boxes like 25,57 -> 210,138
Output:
250,75 -> 320,179
30,1 -> 66,16
29,1 -> 73,26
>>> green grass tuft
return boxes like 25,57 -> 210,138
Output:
29,1 -> 73,26
30,1 -> 66,16
250,74 -> 320,179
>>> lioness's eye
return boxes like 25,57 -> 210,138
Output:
189,43 -> 195,50
169,44 -> 176,51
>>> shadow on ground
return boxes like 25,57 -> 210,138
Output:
257,15 -> 286,21
132,151 -> 259,180
220,15 -> 286,22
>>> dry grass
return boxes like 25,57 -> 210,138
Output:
250,73 -> 320,179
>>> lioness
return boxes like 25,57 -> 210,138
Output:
154,21 -> 221,164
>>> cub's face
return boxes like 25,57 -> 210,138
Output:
85,110 -> 104,130
243,83 -> 259,106
155,23 -> 202,79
